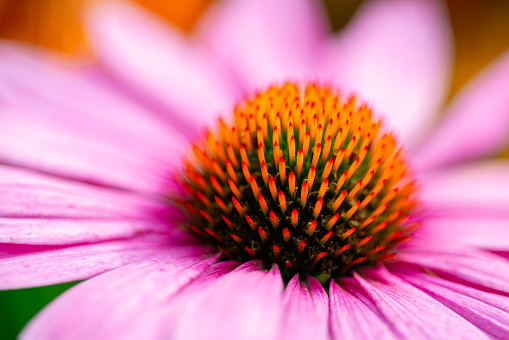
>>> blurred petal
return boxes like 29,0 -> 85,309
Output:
397,247 -> 509,295
329,280 -> 397,339
324,0 -> 452,145
0,238 -> 209,289
418,161 -> 509,217
87,0 -> 240,135
21,252 -> 218,339
417,216 -> 509,251
281,275 -> 329,340
398,268 -> 509,339
163,263 -> 285,340
353,266 -> 490,339
0,43 -> 187,193
413,49 -> 509,170
198,0 -> 328,91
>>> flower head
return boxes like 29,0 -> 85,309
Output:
177,83 -> 417,282
1,0 -> 509,339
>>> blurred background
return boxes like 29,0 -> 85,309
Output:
0,0 -> 508,338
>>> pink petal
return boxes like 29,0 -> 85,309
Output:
86,0 -> 240,135
397,247 -> 509,295
162,263 -> 285,340
418,161 -> 509,217
0,218 -> 170,245
21,252 -> 219,339
145,260 -> 240,304
198,0 -> 328,91
413,49 -> 509,170
417,216 -> 509,251
329,279 -> 397,339
0,165 -> 167,218
186,260 -> 241,288
143,260 -> 241,338
323,0 -> 452,145
281,275 -> 329,340
0,43 -> 187,193
353,266 -> 491,339
0,165 -> 179,244
398,267 -> 509,338
0,237 -> 210,289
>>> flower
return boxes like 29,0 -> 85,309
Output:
1,0 -> 509,339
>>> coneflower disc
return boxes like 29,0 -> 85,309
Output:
174,83 -> 418,283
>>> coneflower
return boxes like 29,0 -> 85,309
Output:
1,0 -> 509,339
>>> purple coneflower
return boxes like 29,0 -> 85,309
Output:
2,0 -> 509,339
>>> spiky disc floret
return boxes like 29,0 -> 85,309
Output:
174,83 -> 418,283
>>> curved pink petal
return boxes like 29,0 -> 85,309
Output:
418,161 -> 509,217
398,267 -> 509,338
281,275 -> 329,340
353,266 -> 491,339
0,237 -> 209,289
185,260 -> 241,289
323,0 -> 452,145
329,279 -> 397,339
0,165 -> 180,244
397,247 -> 509,295
21,252 -> 219,339
413,48 -> 509,170
198,0 -> 328,91
140,260 -> 242,338
161,263 -> 285,340
86,0 -> 240,135
0,42 -> 187,193
417,216 -> 509,251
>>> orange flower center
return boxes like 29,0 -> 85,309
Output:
174,83 -> 418,283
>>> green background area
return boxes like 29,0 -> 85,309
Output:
0,282 -> 78,339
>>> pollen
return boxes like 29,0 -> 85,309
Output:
174,83 -> 418,283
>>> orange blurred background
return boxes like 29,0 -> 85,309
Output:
0,0 -> 213,54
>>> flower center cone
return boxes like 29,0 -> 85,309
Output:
174,83 -> 419,284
